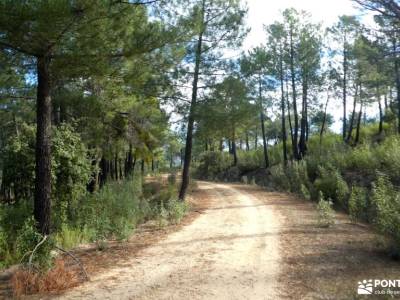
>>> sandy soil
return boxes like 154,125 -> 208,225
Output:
54,182 -> 282,300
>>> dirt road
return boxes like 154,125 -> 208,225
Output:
56,182 -> 282,300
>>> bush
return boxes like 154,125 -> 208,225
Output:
75,177 -> 143,241
54,225 -> 87,250
286,161 -> 310,194
371,175 -> 400,251
166,198 -> 188,225
269,165 -> 290,191
348,186 -> 368,222
301,184 -> 311,201
316,192 -> 335,228
195,151 -> 233,179
16,217 -> 54,269
237,150 -> 262,173
314,166 -> 349,207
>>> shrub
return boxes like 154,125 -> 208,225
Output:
270,165 -> 290,191
15,217 -> 54,269
348,186 -> 368,222
314,166 -> 349,207
301,184 -> 311,201
75,177 -> 143,241
316,192 -> 335,228
166,198 -> 188,225
54,225 -> 86,250
286,161 -> 310,194
371,175 -> 400,251
347,144 -> 379,175
195,151 -> 232,179
237,150 -> 262,173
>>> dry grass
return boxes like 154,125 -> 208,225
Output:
11,260 -> 80,298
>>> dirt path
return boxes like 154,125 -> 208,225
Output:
55,182 -> 281,300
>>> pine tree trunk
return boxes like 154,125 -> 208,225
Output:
279,54 -> 288,165
289,27 -> 299,160
232,129 -> 238,166
355,97 -> 363,145
254,126 -> 258,149
245,132 -> 250,151
259,75 -> 269,168
343,39 -> 348,140
395,40 -> 400,134
298,76 -> 308,159
34,55 -> 52,235
179,0 -> 205,200
378,95 -> 383,134
320,93 -> 330,146
346,85 -> 358,143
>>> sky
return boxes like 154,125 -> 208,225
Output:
241,0 -> 374,132
243,0 -> 363,50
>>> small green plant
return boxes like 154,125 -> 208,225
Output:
371,175 -> 400,254
316,192 -> 335,228
300,184 -> 311,201
156,204 -> 169,228
16,217 -> 54,269
54,225 -> 84,250
348,186 -> 368,223
167,198 -> 188,225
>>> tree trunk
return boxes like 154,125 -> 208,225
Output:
119,159 -> 123,180
232,129 -> 238,166
125,143 -> 134,177
141,160 -> 145,174
219,139 -> 224,151
259,75 -> 269,168
279,53 -> 288,165
254,126 -> 258,149
394,39 -> 400,134
320,93 -> 330,146
99,156 -> 107,187
289,27 -> 299,160
114,154 -> 118,181
343,39 -> 348,140
355,97 -> 363,145
34,55 -> 52,235
378,94 -> 383,134
179,0 -> 205,200
346,84 -> 358,143
298,75 -> 308,159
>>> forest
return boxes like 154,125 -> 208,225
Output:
1,0 -> 400,298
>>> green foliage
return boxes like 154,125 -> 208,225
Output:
301,184 -> 311,201
76,178 -> 144,241
52,124 -> 92,229
54,225 -> 88,250
316,192 -> 335,228
286,161 -> 310,194
348,186 -> 369,222
269,164 -> 290,191
16,217 -> 54,269
371,175 -> 400,250
195,151 -> 233,180
314,166 -> 349,207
